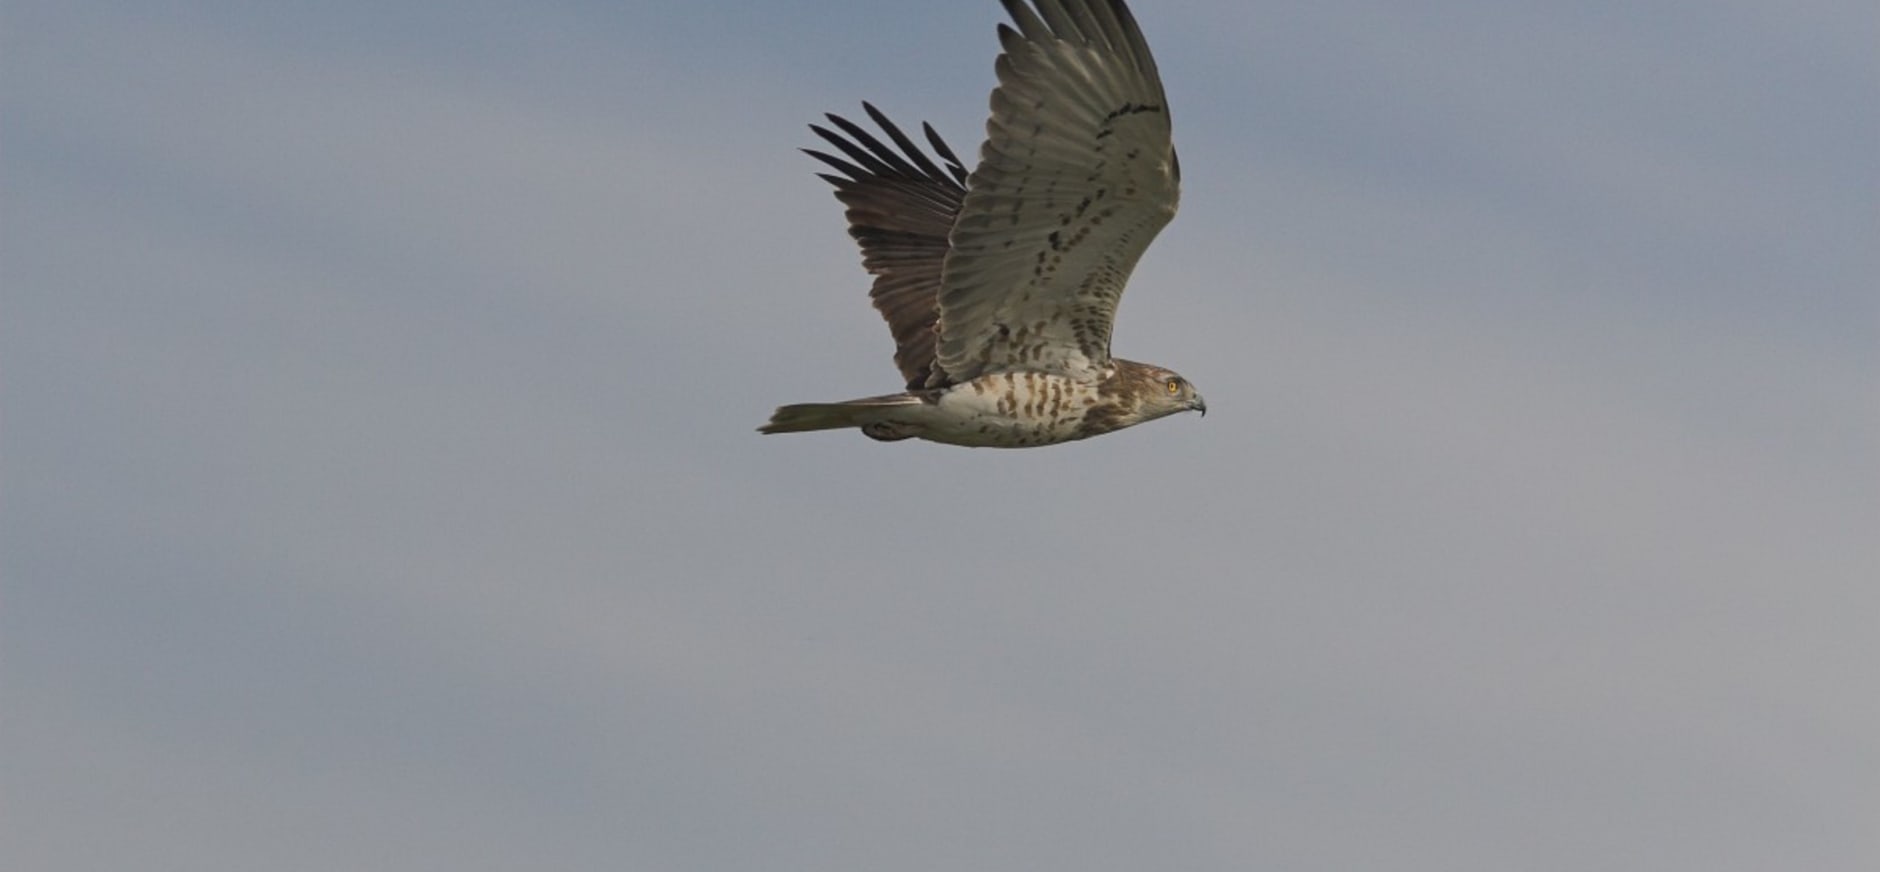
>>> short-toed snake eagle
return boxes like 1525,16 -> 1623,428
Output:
761,0 -> 1203,447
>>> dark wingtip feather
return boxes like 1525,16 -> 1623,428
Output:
805,106 -> 967,193
808,121 -> 895,176
861,103 -> 958,187
921,122 -> 968,184
802,146 -> 867,182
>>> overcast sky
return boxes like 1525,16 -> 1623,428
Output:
4,1 -> 1877,869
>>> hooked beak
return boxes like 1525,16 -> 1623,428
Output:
1192,395 -> 1207,417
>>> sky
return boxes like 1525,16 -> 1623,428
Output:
4,0 -> 1877,869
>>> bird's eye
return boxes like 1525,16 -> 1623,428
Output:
1166,378 -> 1181,395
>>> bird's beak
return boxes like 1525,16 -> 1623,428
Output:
1192,395 -> 1207,417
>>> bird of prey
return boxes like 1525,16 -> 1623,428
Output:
760,0 -> 1203,447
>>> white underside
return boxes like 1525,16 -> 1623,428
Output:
868,371 -> 1102,448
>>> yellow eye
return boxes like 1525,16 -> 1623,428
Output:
1166,378 -> 1181,395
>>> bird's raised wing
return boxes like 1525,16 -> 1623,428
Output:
935,0 -> 1179,383
805,105 -> 969,390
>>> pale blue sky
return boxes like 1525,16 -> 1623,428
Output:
5,1 -> 1876,870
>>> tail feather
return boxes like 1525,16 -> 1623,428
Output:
758,393 -> 922,435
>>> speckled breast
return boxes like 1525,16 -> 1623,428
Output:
924,370 -> 1110,447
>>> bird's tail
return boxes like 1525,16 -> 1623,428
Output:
758,393 -> 922,435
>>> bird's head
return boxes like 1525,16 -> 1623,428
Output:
1144,366 -> 1206,419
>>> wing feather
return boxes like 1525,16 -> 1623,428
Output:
935,0 -> 1179,382
805,104 -> 969,389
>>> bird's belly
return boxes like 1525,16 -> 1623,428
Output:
911,372 -> 1100,447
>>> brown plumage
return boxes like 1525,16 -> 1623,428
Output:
761,0 -> 1205,448
804,106 -> 966,390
